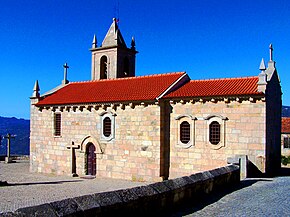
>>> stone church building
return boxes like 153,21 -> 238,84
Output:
30,19 -> 282,181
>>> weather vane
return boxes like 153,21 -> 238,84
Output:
114,0 -> 120,24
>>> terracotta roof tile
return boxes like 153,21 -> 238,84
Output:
282,117 -> 290,133
165,76 -> 262,98
36,72 -> 186,106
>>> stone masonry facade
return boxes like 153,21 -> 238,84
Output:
30,101 -> 163,182
30,97 -> 269,182
168,99 -> 266,179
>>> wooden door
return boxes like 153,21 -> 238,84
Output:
86,143 -> 96,175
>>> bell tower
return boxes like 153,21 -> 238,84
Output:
90,18 -> 138,80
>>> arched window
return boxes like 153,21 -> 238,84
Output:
100,56 -> 108,79
100,112 -> 116,142
180,121 -> 190,144
103,117 -> 111,137
123,57 -> 130,76
209,121 -> 220,145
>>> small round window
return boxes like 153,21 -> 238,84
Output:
180,121 -> 190,144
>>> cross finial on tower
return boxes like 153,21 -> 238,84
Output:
269,43 -> 273,61
63,63 -> 69,85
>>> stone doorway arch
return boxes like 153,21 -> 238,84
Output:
80,136 -> 102,176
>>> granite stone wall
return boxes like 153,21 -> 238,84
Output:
30,102 -> 163,182
168,99 -> 266,178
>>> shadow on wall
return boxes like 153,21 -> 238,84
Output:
279,167 -> 290,176
247,160 -> 288,178
0,155 -> 29,161
247,160 -> 264,178
7,180 -> 83,187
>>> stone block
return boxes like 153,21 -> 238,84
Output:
131,185 -> 159,200
73,194 -> 101,216
103,188 -> 143,214
164,176 -> 196,204
148,181 -> 172,208
50,198 -> 82,216
188,171 -> 212,195
208,167 -> 230,190
148,182 -> 171,194
189,172 -> 207,183
16,203 -> 57,217
224,165 -> 240,183
131,185 -> 160,214
93,191 -> 122,214
163,177 -> 187,191
114,188 -> 139,204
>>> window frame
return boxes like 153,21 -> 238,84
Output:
175,115 -> 196,148
99,111 -> 116,142
180,121 -> 191,144
103,117 -> 112,137
209,121 -> 221,145
205,115 -> 227,150
53,112 -> 61,137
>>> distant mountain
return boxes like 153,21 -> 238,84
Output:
0,116 -> 29,155
282,106 -> 290,117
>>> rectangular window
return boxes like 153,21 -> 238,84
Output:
284,137 -> 290,149
54,113 -> 61,136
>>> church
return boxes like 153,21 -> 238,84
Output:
30,18 -> 281,182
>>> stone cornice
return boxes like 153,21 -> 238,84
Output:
36,100 -> 158,112
169,95 -> 265,105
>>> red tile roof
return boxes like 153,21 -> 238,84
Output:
282,117 -> 290,133
36,72 -> 186,106
165,76 -> 263,98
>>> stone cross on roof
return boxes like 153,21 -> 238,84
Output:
62,63 -> 69,85
269,44 -> 273,61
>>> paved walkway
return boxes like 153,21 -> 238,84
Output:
170,169 -> 290,216
0,160 -> 148,213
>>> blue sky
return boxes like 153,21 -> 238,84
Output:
0,0 -> 289,119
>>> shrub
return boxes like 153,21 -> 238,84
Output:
281,155 -> 290,165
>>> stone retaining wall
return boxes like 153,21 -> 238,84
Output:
2,164 -> 239,216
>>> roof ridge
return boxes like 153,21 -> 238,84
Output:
69,72 -> 186,84
190,76 -> 258,82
